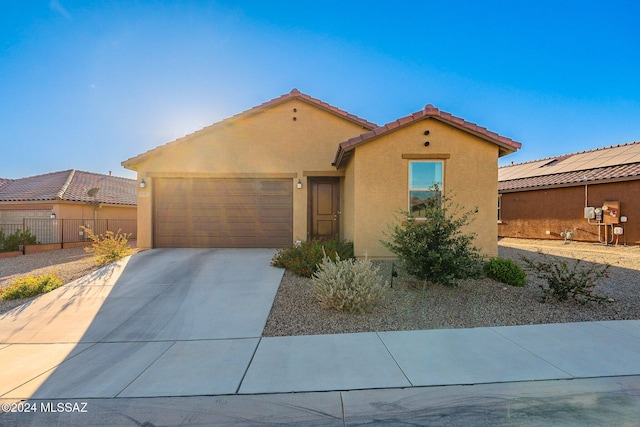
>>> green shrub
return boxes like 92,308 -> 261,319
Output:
381,189 -> 483,286
484,257 -> 526,287
271,239 -> 354,277
521,252 -> 610,304
0,227 -> 37,252
0,273 -> 63,300
312,253 -> 387,314
81,227 -> 133,266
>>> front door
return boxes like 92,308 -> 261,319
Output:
310,178 -> 340,240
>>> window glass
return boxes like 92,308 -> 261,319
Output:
409,161 -> 443,217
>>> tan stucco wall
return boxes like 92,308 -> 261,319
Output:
129,99 -> 369,248
344,118 -> 500,258
55,203 -> 136,220
340,155 -> 356,243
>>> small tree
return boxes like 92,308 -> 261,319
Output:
382,189 -> 482,286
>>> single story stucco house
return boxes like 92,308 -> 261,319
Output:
0,169 -> 137,248
122,89 -> 521,257
499,141 -> 640,244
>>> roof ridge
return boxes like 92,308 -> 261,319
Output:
500,140 -> 640,169
56,169 -> 76,200
122,89 -> 378,168
73,169 -> 135,182
334,103 -> 521,168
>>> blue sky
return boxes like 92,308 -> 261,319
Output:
1,0 -> 638,179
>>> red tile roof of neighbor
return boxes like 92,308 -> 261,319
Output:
122,89 -> 378,168
0,170 -> 137,205
499,141 -> 640,192
333,104 -> 522,168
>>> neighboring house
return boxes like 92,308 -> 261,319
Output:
498,141 -> 640,245
122,89 -> 521,257
0,170 -> 137,246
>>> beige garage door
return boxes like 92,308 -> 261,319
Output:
153,178 -> 293,248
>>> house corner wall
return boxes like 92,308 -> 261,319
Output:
349,120 -> 500,258
136,176 -> 153,249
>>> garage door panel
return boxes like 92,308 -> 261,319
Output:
258,208 -> 292,222
154,178 -> 292,248
259,180 -> 291,192
260,195 -> 291,206
261,221 -> 292,230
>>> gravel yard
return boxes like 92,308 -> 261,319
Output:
0,247 -> 101,314
262,238 -> 640,336
2,239 -> 638,336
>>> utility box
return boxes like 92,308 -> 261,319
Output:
602,201 -> 621,224
584,207 -> 595,219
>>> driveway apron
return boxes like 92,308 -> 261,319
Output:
0,249 -> 283,399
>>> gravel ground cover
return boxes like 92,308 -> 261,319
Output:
262,238 -> 640,337
2,239 -> 638,335
0,247 -> 100,314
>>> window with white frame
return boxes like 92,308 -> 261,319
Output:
497,195 -> 502,222
409,161 -> 443,218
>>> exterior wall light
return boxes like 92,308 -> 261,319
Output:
50,212 -> 56,219
140,179 -> 146,188
297,179 -> 303,189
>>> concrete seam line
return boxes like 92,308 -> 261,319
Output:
487,326 -> 575,378
236,336 -> 262,394
0,342 -> 100,399
375,332 -> 414,387
114,341 -> 177,398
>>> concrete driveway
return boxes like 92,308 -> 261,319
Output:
2,249 -> 640,424
0,249 -> 284,399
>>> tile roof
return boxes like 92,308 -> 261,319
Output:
333,104 -> 522,168
0,178 -> 10,191
0,170 -> 137,205
499,141 -> 640,192
122,89 -> 378,169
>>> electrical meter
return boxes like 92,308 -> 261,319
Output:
584,207 -> 595,219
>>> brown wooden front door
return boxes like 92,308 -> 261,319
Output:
309,178 -> 340,240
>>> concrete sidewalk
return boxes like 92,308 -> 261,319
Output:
241,319 -> 640,394
0,249 -> 639,406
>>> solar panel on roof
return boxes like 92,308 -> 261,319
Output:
499,142 -> 640,181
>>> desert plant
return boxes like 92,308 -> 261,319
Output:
81,227 -> 133,266
0,273 -> 63,300
381,189 -> 483,286
0,227 -> 37,252
521,252 -> 610,304
312,252 -> 387,314
484,257 -> 526,287
271,239 -> 354,277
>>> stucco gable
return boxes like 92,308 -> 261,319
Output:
122,89 -> 377,170
333,104 -> 522,168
